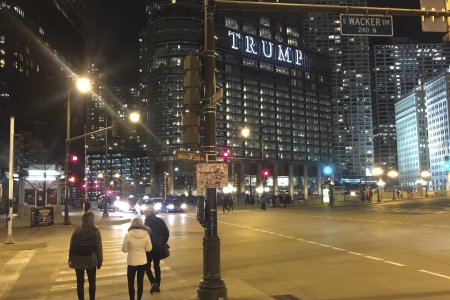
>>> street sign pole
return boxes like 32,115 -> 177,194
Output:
197,0 -> 227,299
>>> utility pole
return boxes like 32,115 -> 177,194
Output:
197,0 -> 227,299
5,117 -> 15,244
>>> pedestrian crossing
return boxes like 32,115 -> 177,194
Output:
365,205 -> 447,214
0,250 -> 36,299
48,239 -> 177,298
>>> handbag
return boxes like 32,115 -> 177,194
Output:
160,243 -> 170,259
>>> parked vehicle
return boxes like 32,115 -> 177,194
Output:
161,198 -> 187,213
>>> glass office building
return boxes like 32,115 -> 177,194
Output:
142,1 -> 332,198
372,42 -> 450,168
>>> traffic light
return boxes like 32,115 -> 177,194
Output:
420,0 -> 447,33
444,156 -> 450,171
323,164 -> 333,176
182,54 -> 202,147
68,175 -> 77,184
71,154 -> 78,162
220,148 -> 231,161
262,169 -> 270,181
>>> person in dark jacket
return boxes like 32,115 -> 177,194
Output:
144,207 -> 169,294
68,212 -> 103,300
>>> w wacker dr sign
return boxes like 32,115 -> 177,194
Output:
340,14 -> 393,36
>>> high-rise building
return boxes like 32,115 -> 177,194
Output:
371,41 -> 450,168
423,72 -> 450,190
394,85 -> 429,188
84,64 -> 150,198
301,0 -> 374,181
0,0 -> 86,146
142,1 -> 332,198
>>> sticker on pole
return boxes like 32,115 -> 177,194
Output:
196,163 -> 228,189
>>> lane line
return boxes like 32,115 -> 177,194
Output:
384,261 -> 405,267
418,270 -> 450,280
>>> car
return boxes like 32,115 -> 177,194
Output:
161,198 -> 187,213
136,196 -> 163,214
97,195 -> 118,211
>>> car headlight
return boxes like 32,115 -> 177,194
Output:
181,203 -> 187,209
119,201 -> 129,211
167,204 -> 175,210
140,204 -> 147,211
114,200 -> 121,207
154,203 -> 162,211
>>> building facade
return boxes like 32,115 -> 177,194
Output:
423,72 -> 450,190
372,41 -> 450,169
395,85 -> 429,188
302,0 -> 374,181
143,1 -> 333,198
0,0 -> 86,144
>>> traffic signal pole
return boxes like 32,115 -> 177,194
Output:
197,0 -> 227,299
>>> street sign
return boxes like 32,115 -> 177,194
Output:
212,87 -> 224,104
340,14 -> 393,36
175,150 -> 205,161
196,163 -> 228,189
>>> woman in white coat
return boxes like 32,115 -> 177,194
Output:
122,218 -> 152,300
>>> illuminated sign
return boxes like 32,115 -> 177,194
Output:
228,30 -> 305,68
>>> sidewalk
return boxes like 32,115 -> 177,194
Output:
0,204 -> 131,251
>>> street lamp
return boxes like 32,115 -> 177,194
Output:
372,166 -> 384,203
129,111 -> 141,123
240,127 -> 253,200
387,169 -> 399,200
64,76 -> 91,225
420,170 -> 431,197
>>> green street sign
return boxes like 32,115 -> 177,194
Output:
340,14 -> 393,37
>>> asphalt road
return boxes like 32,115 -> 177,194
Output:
2,198 -> 450,300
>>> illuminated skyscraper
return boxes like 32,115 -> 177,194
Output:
302,0 -> 374,181
372,41 -> 450,168
142,1 -> 333,197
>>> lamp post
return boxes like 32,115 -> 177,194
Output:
387,169 -> 399,200
64,77 -> 91,225
372,166 -> 384,203
420,170 -> 431,197
240,127 -> 252,200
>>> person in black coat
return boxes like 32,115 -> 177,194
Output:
68,212 -> 103,300
144,207 -> 169,294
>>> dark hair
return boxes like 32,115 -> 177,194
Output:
81,212 -> 95,230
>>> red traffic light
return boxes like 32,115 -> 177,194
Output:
262,169 -> 270,178
71,154 -> 78,162
220,148 -> 231,161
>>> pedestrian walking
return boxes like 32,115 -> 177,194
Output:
68,212 -> 103,300
228,196 -> 234,211
144,207 -> 170,294
122,218 -> 152,300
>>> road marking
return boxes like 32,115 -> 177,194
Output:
0,250 -> 37,298
384,261 -> 405,267
364,256 -> 383,261
418,270 -> 450,280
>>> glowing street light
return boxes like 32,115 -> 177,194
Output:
129,111 -> 141,123
64,76 -> 91,225
241,127 -> 250,138
387,169 -> 398,199
420,170 -> 431,197
372,166 -> 384,203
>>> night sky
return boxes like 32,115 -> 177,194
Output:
84,0 -> 444,86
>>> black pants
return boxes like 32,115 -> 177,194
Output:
127,264 -> 146,300
146,251 -> 161,286
75,268 -> 96,300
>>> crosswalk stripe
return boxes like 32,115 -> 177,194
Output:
49,238 -> 178,295
0,250 -> 37,298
